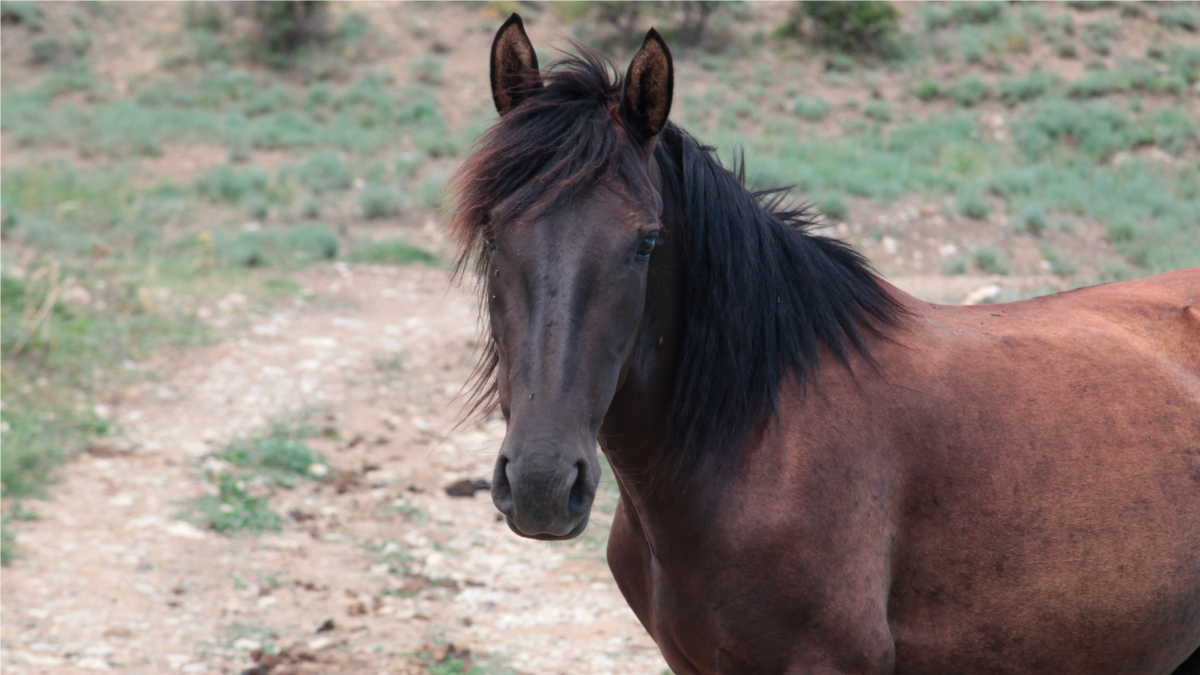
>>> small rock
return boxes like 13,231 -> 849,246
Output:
445,479 -> 491,498
314,618 -> 336,634
308,636 -> 335,651
77,656 -> 111,670
963,284 -> 1003,306
881,236 -> 899,255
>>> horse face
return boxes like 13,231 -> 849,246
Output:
479,16 -> 674,539
485,181 -> 661,539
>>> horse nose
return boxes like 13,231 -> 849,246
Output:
492,450 -> 594,538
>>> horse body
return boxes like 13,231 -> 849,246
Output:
455,16 -> 1200,674
606,270 -> 1200,674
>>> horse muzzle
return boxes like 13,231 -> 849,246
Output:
491,444 -> 597,540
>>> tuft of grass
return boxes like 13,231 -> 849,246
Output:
1023,206 -> 1048,235
864,101 -> 893,123
815,194 -> 849,221
946,77 -> 990,107
916,80 -> 941,102
1081,20 -> 1119,56
358,185 -> 405,220
348,239 -> 437,266
298,152 -> 353,194
1156,5 -> 1200,32
957,187 -> 991,220
792,97 -> 832,121
185,472 -> 284,535
214,422 -> 328,488
951,2 -> 1005,25
998,72 -> 1055,106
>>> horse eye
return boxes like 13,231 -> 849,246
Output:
483,234 -> 496,252
635,234 -> 658,258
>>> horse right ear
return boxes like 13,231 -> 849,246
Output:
620,28 -> 674,146
490,13 -> 542,116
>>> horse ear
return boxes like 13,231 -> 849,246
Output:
490,13 -> 542,116
620,28 -> 674,145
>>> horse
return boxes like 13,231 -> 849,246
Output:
448,14 -> 1200,675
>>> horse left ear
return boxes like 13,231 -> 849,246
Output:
490,13 -> 543,116
620,28 -> 674,146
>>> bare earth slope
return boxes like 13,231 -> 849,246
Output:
0,264 -> 668,675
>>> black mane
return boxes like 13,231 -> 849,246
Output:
450,48 -> 904,478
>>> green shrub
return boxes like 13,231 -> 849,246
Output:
285,223 -> 339,260
972,246 -> 1009,275
1156,5 -> 1200,32
1066,1 -> 1106,10
1,1 -> 44,29
916,80 -> 942,102
950,2 -> 1004,25
999,72 -> 1055,106
348,239 -> 437,265
358,185 -> 404,219
792,96 -> 832,121
298,152 -> 353,194
30,36 -> 60,64
943,257 -> 967,275
1039,246 -> 1075,277
946,77 -> 990,107
864,101 -> 893,123
248,1 -> 330,67
197,165 -> 269,204
958,187 -> 991,219
795,1 -> 901,55
920,6 -> 954,31
1023,206 -> 1048,235
816,194 -> 849,221
1081,20 -> 1119,56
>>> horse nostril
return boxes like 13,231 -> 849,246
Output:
567,460 -> 591,520
492,456 -> 514,516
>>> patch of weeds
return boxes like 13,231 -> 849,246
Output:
973,246 -> 1009,275
197,165 -> 269,204
1081,20 -> 1119,56
957,187 -> 991,220
792,1 -> 901,56
348,239 -> 437,266
1,1 -> 45,29
1156,5 -> 1200,33
214,420 -> 329,488
915,80 -> 941,102
1023,206 -> 1048,235
298,152 -> 354,194
816,194 -> 849,221
220,621 -> 281,654
185,472 -> 283,535
358,186 -> 405,220
792,97 -> 832,121
946,77 -> 990,107
999,72 -> 1055,106
950,2 -> 1005,26
285,224 -> 339,261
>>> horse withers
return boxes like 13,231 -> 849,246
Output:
449,14 -> 1200,674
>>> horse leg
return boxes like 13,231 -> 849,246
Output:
1171,648 -> 1199,675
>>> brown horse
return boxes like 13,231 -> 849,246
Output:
449,15 -> 1200,674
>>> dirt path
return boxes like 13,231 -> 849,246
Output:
0,263 -> 667,675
